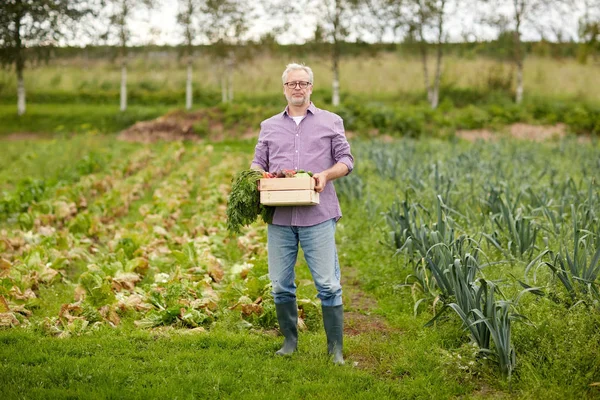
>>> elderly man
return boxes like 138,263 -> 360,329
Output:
251,63 -> 354,365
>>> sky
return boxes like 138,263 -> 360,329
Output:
113,0 -> 587,47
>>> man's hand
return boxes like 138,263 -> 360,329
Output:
313,172 -> 328,193
312,163 -> 349,193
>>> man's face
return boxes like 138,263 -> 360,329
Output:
283,70 -> 312,107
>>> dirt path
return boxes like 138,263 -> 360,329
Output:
342,265 -> 394,337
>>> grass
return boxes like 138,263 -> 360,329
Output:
0,329 -> 407,400
0,104 -> 171,135
0,134 -> 143,192
1,54 -> 599,104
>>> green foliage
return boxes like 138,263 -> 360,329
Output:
226,169 -> 274,234
0,177 -> 45,218
78,268 -> 115,308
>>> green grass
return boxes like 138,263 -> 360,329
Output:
0,134 -> 143,192
0,330 -> 409,400
0,104 -> 171,135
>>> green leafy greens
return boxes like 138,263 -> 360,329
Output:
226,169 -> 274,234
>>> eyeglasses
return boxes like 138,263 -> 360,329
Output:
284,81 -> 311,89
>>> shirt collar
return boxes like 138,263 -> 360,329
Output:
283,102 -> 316,118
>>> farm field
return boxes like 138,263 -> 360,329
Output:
1,131 -> 599,399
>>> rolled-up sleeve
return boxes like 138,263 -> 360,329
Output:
251,122 -> 269,170
331,117 -> 354,174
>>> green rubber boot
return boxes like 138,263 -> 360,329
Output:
322,305 -> 344,365
275,301 -> 298,356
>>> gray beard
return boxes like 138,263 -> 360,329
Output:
287,94 -> 308,106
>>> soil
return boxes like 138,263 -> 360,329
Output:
2,132 -> 56,141
456,122 -> 591,142
117,108 -> 259,143
341,265 -> 395,337
119,117 -> 590,144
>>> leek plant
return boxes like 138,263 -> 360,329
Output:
424,235 -> 481,301
483,194 -> 539,260
335,171 -> 364,201
544,205 -> 600,304
367,142 -> 404,180
432,162 -> 455,207
386,195 -> 456,259
525,204 -> 600,307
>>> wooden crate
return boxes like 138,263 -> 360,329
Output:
260,189 -> 319,206
259,177 -> 319,206
258,177 -> 315,191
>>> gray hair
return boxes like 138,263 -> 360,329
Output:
281,63 -> 314,84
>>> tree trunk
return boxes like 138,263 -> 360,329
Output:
332,66 -> 340,107
331,35 -> 340,106
14,14 -> 26,116
331,0 -> 341,107
431,0 -> 446,110
417,5 -> 432,105
515,61 -> 523,104
513,1 -> 524,104
186,60 -> 193,110
17,67 -> 26,116
120,61 -> 127,112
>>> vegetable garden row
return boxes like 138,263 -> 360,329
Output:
1,134 -> 599,395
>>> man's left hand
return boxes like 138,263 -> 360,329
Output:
313,172 -> 327,193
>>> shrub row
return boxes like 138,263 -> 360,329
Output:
212,97 -> 600,138
1,89 -> 598,136
335,97 -> 600,137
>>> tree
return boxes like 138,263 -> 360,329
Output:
176,0 -> 200,110
0,0 -> 98,116
483,0 -> 566,104
101,0 -> 157,111
367,0 -> 450,109
578,0 -> 600,63
411,0 -> 448,109
198,0 -> 253,103
281,0 -> 362,107
311,0 -> 363,107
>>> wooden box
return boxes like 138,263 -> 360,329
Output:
258,177 -> 315,191
259,177 -> 319,206
260,190 -> 319,206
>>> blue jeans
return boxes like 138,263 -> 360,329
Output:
267,219 -> 342,306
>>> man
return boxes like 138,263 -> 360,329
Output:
251,63 -> 354,365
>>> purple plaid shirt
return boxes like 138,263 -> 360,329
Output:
252,102 -> 354,227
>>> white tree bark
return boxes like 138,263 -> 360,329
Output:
332,75 -> 340,107
515,63 -> 524,104
120,62 -> 127,112
17,75 -> 26,116
431,0 -> 446,110
513,0 -> 524,104
186,61 -> 193,110
418,20 -> 432,106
